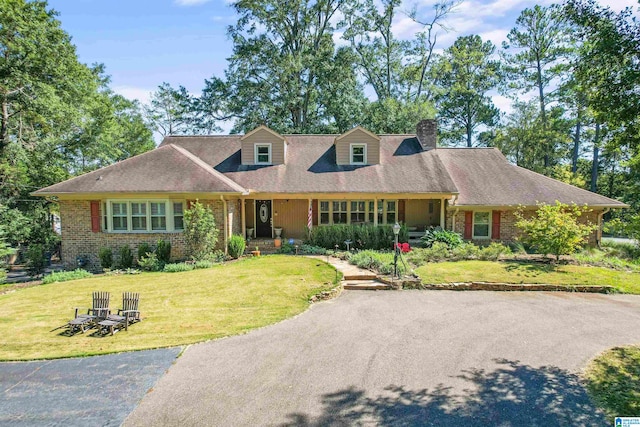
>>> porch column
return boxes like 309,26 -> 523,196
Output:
440,198 -> 445,228
241,199 -> 246,239
308,198 -> 312,237
373,199 -> 378,227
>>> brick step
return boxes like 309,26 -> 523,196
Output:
343,280 -> 391,291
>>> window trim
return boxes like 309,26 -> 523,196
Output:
472,211 -> 491,239
104,200 -> 184,233
254,143 -> 272,165
318,199 -> 397,226
350,143 -> 367,165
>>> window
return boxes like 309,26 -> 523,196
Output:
368,201 -> 375,223
173,202 -> 184,230
386,200 -> 397,224
473,211 -> 490,238
112,203 -> 128,231
102,202 -> 108,231
320,201 -> 330,225
350,144 -> 366,165
151,202 -> 167,231
131,202 -> 147,231
106,200 -> 183,233
255,144 -> 271,164
350,201 -> 366,223
332,201 -> 347,224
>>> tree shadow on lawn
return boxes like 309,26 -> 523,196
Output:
280,359 -> 606,426
503,261 -> 569,276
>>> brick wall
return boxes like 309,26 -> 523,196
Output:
446,208 -> 600,246
60,199 -> 233,271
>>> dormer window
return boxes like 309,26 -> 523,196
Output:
255,144 -> 272,165
350,144 -> 366,165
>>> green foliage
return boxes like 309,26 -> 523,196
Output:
194,260 -> 216,269
515,202 -> 597,260
42,269 -> 92,284
348,250 -> 407,276
601,240 -> 640,260
478,242 -> 512,261
137,242 -> 153,261
156,239 -> 172,264
227,234 -> 246,259
421,227 -> 463,249
307,223 -> 408,250
118,246 -> 134,269
98,247 -> 113,270
183,200 -> 219,261
25,244 -> 46,277
163,262 -> 195,273
138,253 -> 161,272
450,242 -> 481,260
0,269 -> 5,285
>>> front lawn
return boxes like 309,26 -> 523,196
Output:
415,260 -> 640,294
0,256 -> 337,361
584,345 -> 640,421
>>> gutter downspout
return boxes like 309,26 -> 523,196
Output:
597,208 -> 610,247
221,195 -> 228,255
449,195 -> 459,232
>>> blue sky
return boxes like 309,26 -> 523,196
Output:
49,0 -> 638,121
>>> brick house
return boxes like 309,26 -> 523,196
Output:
34,120 -> 627,270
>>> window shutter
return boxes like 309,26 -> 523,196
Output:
90,201 -> 101,233
398,200 -> 405,222
312,200 -> 318,226
491,211 -> 501,239
464,211 -> 472,240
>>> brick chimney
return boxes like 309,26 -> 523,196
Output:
416,119 -> 437,151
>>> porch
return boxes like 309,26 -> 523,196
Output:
241,197 -> 447,241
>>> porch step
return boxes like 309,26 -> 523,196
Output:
343,280 -> 392,291
343,273 -> 377,281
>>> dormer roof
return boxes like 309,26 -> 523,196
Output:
334,126 -> 380,143
241,125 -> 287,143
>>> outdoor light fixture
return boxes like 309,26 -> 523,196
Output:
393,222 -> 400,278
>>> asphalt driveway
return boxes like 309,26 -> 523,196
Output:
0,347 -> 181,427
125,291 -> 640,426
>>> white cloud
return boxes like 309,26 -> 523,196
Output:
174,0 -> 211,6
112,85 -> 154,105
478,28 -> 509,47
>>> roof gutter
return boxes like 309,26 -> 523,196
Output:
596,207 -> 611,248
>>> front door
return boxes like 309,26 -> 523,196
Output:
255,200 -> 272,238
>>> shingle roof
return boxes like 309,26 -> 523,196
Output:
33,144 -> 247,195
34,133 -> 628,209
162,134 -> 458,194
436,148 -> 627,207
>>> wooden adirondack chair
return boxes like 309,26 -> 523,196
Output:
65,291 -> 110,333
98,292 -> 141,336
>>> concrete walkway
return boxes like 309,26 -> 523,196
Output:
125,291 -> 640,426
0,347 -> 181,427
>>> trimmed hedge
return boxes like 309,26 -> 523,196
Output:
307,223 -> 408,250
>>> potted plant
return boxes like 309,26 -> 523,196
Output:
274,227 -> 283,238
251,246 -> 261,256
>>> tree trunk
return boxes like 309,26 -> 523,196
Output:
590,122 -> 600,193
571,106 -> 581,174
0,101 -> 8,154
536,57 -> 549,168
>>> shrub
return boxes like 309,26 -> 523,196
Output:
138,252 -> 161,271
25,244 -> 46,277
118,245 -> 134,269
601,240 -> 640,260
299,244 -> 327,255
184,200 -> 219,261
0,269 -> 5,285
156,239 -> 172,264
421,227 -> 463,249
348,250 -> 407,276
137,242 -> 153,261
227,234 -> 246,259
98,247 -> 113,269
451,242 -> 481,260
163,262 -> 195,273
478,242 -> 512,261
515,202 -> 597,261
42,269 -> 92,284
278,243 -> 295,254
307,223 -> 408,250
194,260 -> 215,269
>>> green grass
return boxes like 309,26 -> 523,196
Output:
414,260 -> 640,293
0,256 -> 337,361
584,345 -> 640,420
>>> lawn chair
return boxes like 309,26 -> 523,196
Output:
98,292 -> 141,336
65,291 -> 111,334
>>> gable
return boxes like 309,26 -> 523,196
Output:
241,126 -> 287,165
334,126 -> 380,165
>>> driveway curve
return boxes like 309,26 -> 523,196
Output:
125,291 -> 640,426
